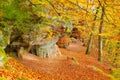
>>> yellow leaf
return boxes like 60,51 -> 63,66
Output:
0,30 -> 2,35
29,0 -> 45,5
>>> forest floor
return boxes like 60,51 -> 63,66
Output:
0,40 -> 113,80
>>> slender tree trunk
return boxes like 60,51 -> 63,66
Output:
98,29 -> 103,62
86,33 -> 92,55
86,6 -> 100,55
98,6 -> 105,62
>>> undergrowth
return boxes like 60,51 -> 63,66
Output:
91,66 -> 116,80
111,68 -> 120,80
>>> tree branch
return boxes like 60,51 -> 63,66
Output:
46,0 -> 61,16
66,0 -> 88,12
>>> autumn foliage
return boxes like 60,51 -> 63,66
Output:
0,0 -> 120,80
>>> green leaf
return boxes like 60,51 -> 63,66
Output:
0,46 -> 6,57
0,46 -> 8,67
16,77 -> 27,80
0,77 -> 6,80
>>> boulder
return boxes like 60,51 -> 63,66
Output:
36,36 -> 61,58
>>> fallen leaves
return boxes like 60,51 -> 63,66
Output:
0,41 -> 113,80
0,59 -> 42,80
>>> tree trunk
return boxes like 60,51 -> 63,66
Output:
85,6 -> 100,55
98,5 -> 105,62
86,33 -> 92,55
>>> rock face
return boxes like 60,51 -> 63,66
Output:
6,35 -> 61,58
35,36 -> 61,58
7,29 -> 61,58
